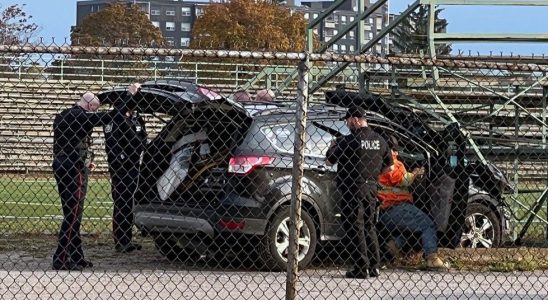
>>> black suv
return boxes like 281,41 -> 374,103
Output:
99,81 -> 513,270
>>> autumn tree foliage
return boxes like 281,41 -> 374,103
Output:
191,0 -> 308,51
0,4 -> 38,45
48,2 -> 166,81
70,2 -> 164,47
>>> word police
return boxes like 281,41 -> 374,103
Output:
361,140 -> 380,150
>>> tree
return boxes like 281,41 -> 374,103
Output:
70,2 -> 164,47
0,4 -> 38,78
191,0 -> 308,52
0,4 -> 38,45
47,2 -> 166,81
391,6 -> 451,56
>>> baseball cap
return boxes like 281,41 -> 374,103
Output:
341,106 -> 367,120
387,135 -> 401,151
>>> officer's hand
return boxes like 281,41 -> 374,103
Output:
89,162 -> 96,171
127,83 -> 141,96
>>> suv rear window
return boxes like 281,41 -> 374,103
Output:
261,120 -> 348,157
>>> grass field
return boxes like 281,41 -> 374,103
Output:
0,176 -> 547,240
0,177 -> 114,234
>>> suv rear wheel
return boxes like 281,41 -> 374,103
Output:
259,206 -> 317,271
460,202 -> 501,248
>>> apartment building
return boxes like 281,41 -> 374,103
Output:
76,0 -> 391,53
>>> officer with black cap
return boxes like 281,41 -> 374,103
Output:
326,105 -> 393,279
103,99 -> 147,253
51,83 -> 140,271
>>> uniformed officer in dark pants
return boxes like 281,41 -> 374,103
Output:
326,106 -> 393,279
103,107 -> 147,253
51,83 -> 140,271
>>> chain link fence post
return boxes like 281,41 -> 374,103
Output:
286,53 -> 309,300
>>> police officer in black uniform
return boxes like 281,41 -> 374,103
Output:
326,106 -> 393,279
51,83 -> 140,271
104,106 -> 147,253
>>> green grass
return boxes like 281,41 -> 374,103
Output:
0,176 -> 547,239
0,177 -> 114,234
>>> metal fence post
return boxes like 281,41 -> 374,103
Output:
286,53 -> 309,300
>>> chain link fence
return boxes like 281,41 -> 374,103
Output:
0,43 -> 547,299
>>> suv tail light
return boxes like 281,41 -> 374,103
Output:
228,156 -> 273,175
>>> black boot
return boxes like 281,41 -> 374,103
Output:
345,268 -> 369,279
52,262 -> 84,271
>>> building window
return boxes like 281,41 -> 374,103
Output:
350,45 -> 355,52
333,44 -> 339,51
333,30 -> 338,36
349,30 -> 354,38
341,45 -> 347,52
166,37 -> 175,47
181,7 -> 191,16
181,22 -> 191,32
196,8 -> 204,17
341,16 -> 347,23
368,18 -> 373,25
151,9 -> 160,16
313,13 -> 318,19
350,16 -> 354,22
304,13 -> 309,19
166,22 -> 175,31
166,9 -> 175,16
181,37 -> 190,47
152,21 -> 160,28
368,32 -> 373,39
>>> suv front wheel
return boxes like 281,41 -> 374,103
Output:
259,206 -> 317,271
460,202 -> 501,248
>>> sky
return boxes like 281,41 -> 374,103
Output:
3,0 -> 548,56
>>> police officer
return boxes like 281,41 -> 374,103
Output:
326,106 -> 393,279
104,106 -> 147,253
51,83 -> 140,271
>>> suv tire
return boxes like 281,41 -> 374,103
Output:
259,206 -> 317,271
460,202 -> 501,248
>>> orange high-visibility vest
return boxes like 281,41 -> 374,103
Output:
378,154 -> 414,210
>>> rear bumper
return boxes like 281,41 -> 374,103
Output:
134,203 -> 268,238
135,210 -> 215,238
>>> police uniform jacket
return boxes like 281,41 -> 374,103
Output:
53,105 -> 120,164
326,126 -> 392,187
103,112 -> 147,164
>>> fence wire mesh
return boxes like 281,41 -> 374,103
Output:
0,44 -> 547,299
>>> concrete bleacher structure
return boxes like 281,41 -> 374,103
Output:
0,76 -> 546,183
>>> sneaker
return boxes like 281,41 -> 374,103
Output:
425,253 -> 449,270
386,239 -> 401,259
368,267 -> 381,278
115,243 -> 142,253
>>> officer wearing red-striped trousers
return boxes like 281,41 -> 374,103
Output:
51,83 -> 140,271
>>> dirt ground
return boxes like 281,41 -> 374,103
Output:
1,233 -> 547,273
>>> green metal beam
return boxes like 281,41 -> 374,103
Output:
432,33 -> 548,43
310,0 -> 421,94
421,0 -> 548,5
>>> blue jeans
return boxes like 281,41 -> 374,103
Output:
379,202 -> 438,256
